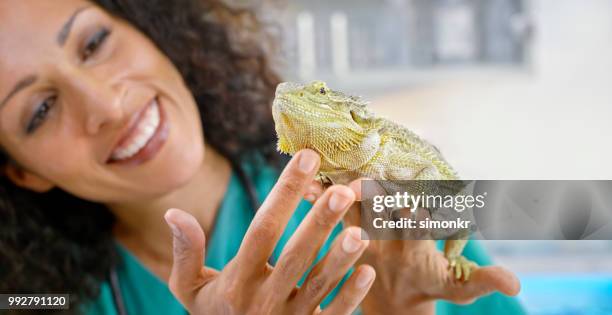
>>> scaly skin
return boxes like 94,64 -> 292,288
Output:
272,80 -> 476,281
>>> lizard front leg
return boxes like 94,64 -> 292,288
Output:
317,170 -> 363,186
444,236 -> 478,281
315,172 -> 333,186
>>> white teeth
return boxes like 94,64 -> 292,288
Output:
111,100 -> 160,161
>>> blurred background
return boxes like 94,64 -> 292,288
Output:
267,0 -> 612,314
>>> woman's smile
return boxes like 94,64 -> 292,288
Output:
107,96 -> 169,166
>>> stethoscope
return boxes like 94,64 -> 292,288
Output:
109,162 -> 260,315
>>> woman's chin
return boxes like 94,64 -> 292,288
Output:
152,143 -> 205,192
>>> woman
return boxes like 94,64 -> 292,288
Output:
0,0 -> 523,314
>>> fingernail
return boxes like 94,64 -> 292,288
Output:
168,222 -> 182,239
304,194 -> 316,203
298,151 -> 318,173
168,222 -> 190,255
356,268 -> 375,289
329,191 -> 352,212
342,228 -> 364,253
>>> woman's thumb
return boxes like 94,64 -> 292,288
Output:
164,208 -> 213,306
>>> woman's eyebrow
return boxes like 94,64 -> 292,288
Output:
57,6 -> 91,46
0,6 -> 92,110
0,75 -> 37,109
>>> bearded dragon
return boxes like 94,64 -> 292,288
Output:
271,80 -> 477,281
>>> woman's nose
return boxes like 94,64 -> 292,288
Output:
62,71 -> 125,136
84,89 -> 124,136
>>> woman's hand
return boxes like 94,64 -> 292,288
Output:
163,149 -> 376,315
304,178 -> 521,315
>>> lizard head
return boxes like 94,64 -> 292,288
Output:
272,81 -> 379,166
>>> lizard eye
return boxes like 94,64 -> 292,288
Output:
319,87 -> 326,95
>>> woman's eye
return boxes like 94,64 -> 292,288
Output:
82,28 -> 110,60
27,96 -> 56,134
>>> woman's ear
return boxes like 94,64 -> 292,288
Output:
4,162 -> 54,193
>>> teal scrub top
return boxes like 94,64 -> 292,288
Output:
83,160 -> 526,315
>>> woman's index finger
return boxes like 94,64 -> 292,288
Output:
235,149 -> 320,268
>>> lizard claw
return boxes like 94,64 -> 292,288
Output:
315,173 -> 333,186
448,256 -> 478,281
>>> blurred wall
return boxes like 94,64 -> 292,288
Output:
277,0 -> 612,180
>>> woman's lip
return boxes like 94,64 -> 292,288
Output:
111,98 -> 154,154
106,98 -> 169,166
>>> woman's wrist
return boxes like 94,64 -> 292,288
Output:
360,291 -> 435,315
359,279 -> 436,315
355,239 -> 440,315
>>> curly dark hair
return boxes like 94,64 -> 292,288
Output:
0,0 -> 282,313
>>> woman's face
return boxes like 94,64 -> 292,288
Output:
0,0 -> 205,203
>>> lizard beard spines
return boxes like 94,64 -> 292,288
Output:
277,136 -> 293,154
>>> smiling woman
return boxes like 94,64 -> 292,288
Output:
0,0 -> 279,312
0,1 -> 525,315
